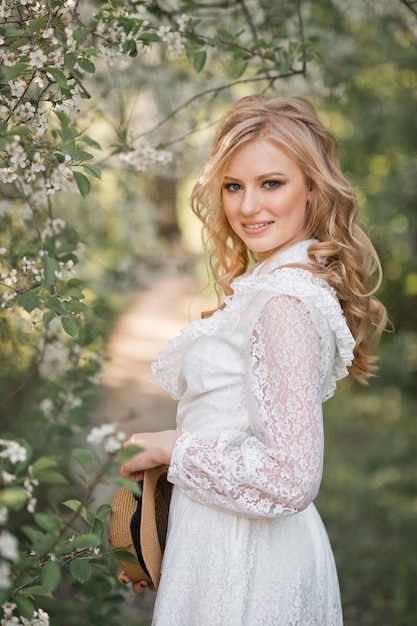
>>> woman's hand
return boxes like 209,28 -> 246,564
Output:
120,430 -> 181,481
118,570 -> 155,593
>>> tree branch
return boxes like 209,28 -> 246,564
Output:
137,70 -> 304,144
398,0 -> 417,16
296,0 -> 307,77
236,0 -> 258,42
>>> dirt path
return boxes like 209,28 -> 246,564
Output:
95,267 -> 211,624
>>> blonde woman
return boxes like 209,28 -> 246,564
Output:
120,96 -> 387,625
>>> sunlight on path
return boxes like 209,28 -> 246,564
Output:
98,269 -> 212,437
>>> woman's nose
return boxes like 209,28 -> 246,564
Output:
240,188 -> 261,216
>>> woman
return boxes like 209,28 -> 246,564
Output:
119,96 -> 387,625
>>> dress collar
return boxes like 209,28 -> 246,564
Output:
251,239 -> 317,276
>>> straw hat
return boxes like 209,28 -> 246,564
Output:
110,465 -> 172,590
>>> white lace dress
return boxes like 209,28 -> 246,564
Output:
150,240 -> 354,626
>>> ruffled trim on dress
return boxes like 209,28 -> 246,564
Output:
233,268 -> 355,400
151,242 -> 355,402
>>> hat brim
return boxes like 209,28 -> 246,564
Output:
110,465 -> 172,590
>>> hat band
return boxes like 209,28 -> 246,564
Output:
130,480 -> 151,579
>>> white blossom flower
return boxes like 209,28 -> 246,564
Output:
1,602 -> 16,618
29,47 -> 47,69
87,423 -> 126,453
27,497 -> 37,514
0,3 -> 12,19
0,439 -> 27,464
0,562 -> 12,589
0,248 -> 6,255
0,167 -> 18,184
41,218 -> 66,238
41,27 -> 59,46
33,74 -> 47,89
45,180 -> 61,196
0,507 -> 8,525
40,398 -> 54,419
156,25 -> 185,57
2,472 -> 16,485
38,336 -> 70,381
8,77 -> 27,98
177,14 -> 189,33
24,474 -> 39,499
0,530 -> 19,561
119,140 -> 173,173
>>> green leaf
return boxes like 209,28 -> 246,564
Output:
72,448 -> 101,466
43,295 -> 68,316
114,476 -> 142,497
28,15 -> 49,34
73,171 -> 91,197
55,110 -> 71,129
0,486 -> 27,507
232,60 -> 248,79
82,163 -> 101,179
18,291 -> 39,312
66,301 -> 88,313
91,517 -> 104,540
192,50 -> 207,73
20,585 -> 53,599
77,57 -> 96,73
61,316 -> 78,337
12,595 -> 35,620
41,560 -> 61,593
81,135 -> 102,150
112,550 -> 138,564
70,559 -> 92,584
71,533 -> 101,549
9,37 -> 30,52
21,525 -> 44,543
95,504 -> 112,521
74,26 -> 90,45
6,125 -> 32,136
299,53 -> 314,63
138,32 -> 161,42
46,67 -> 68,87
34,513 -> 57,532
32,456 -> 58,472
42,310 -> 56,326
64,52 -> 77,71
43,255 -> 60,287
35,470 -> 68,484
64,286 -> 85,299
5,63 -> 27,81
62,499 -> 87,520
62,145 -> 94,161
4,28 -> 27,37
66,278 -> 83,287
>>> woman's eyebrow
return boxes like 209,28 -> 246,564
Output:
223,171 -> 286,181
255,171 -> 286,180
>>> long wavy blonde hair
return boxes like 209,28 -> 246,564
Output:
191,95 -> 387,383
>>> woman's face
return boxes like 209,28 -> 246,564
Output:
221,138 -> 311,262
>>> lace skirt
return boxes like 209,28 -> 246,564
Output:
152,488 -> 343,626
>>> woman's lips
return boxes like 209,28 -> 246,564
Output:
242,221 -> 274,234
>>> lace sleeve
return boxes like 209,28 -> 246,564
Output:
168,295 -> 324,518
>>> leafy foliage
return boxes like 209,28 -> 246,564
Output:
0,1 -> 312,624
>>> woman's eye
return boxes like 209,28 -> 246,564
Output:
264,181 -> 281,189
224,183 -> 241,192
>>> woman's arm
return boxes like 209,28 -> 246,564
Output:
167,295 -> 324,518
